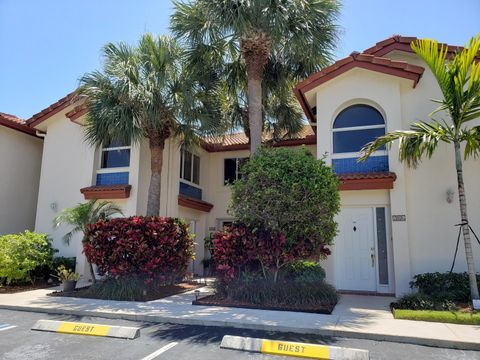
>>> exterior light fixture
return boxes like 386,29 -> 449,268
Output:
446,188 -> 455,203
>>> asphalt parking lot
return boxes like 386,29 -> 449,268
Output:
0,309 -> 478,360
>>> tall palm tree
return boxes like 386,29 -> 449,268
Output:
79,34 -> 217,216
360,35 -> 480,301
53,200 -> 123,283
171,0 -> 340,153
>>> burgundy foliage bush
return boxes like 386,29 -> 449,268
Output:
84,216 -> 194,284
213,224 -> 330,282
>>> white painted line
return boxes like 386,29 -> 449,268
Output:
0,325 -> 16,332
140,342 -> 178,360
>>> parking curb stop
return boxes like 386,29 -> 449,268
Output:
220,335 -> 369,360
32,320 -> 140,339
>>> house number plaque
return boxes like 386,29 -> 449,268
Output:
392,215 -> 406,222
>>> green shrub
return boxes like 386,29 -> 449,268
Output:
392,293 -> 457,311
284,261 -> 326,283
215,274 -> 337,310
230,146 -> 340,256
0,231 -> 55,285
410,272 -> 480,302
83,277 -> 147,301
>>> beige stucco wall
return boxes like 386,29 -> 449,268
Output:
0,126 -> 43,235
34,109 -> 140,277
311,52 -> 480,295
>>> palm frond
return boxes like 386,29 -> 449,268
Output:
360,121 -> 453,168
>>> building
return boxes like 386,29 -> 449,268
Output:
3,35 -> 479,296
0,112 -> 43,235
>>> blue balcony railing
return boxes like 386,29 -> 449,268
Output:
96,172 -> 129,185
179,181 -> 202,200
332,155 -> 389,174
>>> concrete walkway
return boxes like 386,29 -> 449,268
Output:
0,286 -> 478,350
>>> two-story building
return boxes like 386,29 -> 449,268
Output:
4,35 -> 478,297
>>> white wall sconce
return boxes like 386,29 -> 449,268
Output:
446,188 -> 455,203
50,202 -> 57,211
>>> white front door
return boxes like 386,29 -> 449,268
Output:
336,207 -> 376,292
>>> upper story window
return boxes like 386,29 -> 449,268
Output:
96,137 -> 131,186
101,137 -> 131,168
180,147 -> 200,185
332,105 -> 386,154
224,157 -> 247,185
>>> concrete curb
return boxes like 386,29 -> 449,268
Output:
221,335 -> 370,359
32,319 -> 140,339
1,304 -> 478,351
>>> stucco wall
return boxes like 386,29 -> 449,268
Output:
311,53 -> 480,295
0,127 -> 43,234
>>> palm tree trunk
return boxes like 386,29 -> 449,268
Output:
247,76 -> 263,153
454,141 -> 479,300
146,137 -> 165,216
82,235 -> 96,284
240,32 -> 271,154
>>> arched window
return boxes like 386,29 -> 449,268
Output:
332,105 -> 385,154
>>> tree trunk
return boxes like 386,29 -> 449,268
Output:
88,262 -> 96,284
82,234 -> 96,284
146,137 -> 165,216
454,141 -> 479,300
240,32 -> 271,154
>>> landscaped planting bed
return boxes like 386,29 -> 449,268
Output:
49,281 -> 202,302
0,281 -> 56,294
393,309 -> 480,325
391,272 -> 480,324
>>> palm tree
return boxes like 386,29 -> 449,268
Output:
79,34 -> 217,216
360,35 -> 480,301
53,200 -> 123,283
171,0 -> 340,153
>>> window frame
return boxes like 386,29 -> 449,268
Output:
96,141 -> 131,175
331,105 -> 386,157
223,157 -> 247,185
180,148 -> 201,187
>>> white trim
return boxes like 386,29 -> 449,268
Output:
101,145 -> 130,151
180,148 -> 201,186
331,151 -> 387,159
332,124 -> 385,132
96,167 -> 130,174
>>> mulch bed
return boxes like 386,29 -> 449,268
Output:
192,294 -> 335,314
0,280 -> 57,294
48,282 -> 203,302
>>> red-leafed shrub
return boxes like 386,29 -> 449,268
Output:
84,216 -> 194,285
213,224 -> 329,283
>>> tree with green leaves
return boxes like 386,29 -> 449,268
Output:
79,34 -> 217,216
171,0 -> 340,153
360,35 -> 480,301
53,200 -> 123,283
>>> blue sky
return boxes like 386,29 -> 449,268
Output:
1,0 -> 479,119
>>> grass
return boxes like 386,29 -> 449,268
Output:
394,309 -> 480,325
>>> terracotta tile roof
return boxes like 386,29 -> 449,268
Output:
203,125 -> 316,152
294,51 -> 425,123
363,35 -> 474,58
337,172 -> 397,181
337,172 -> 397,191
80,184 -> 132,200
0,112 -> 39,137
27,92 -> 77,127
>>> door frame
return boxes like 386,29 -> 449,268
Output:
334,205 -> 394,294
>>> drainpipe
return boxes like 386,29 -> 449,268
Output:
36,131 -> 46,138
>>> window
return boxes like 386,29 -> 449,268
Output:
332,105 -> 386,154
100,138 -> 131,168
95,137 -> 131,186
180,148 -> 200,185
224,158 -> 247,184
